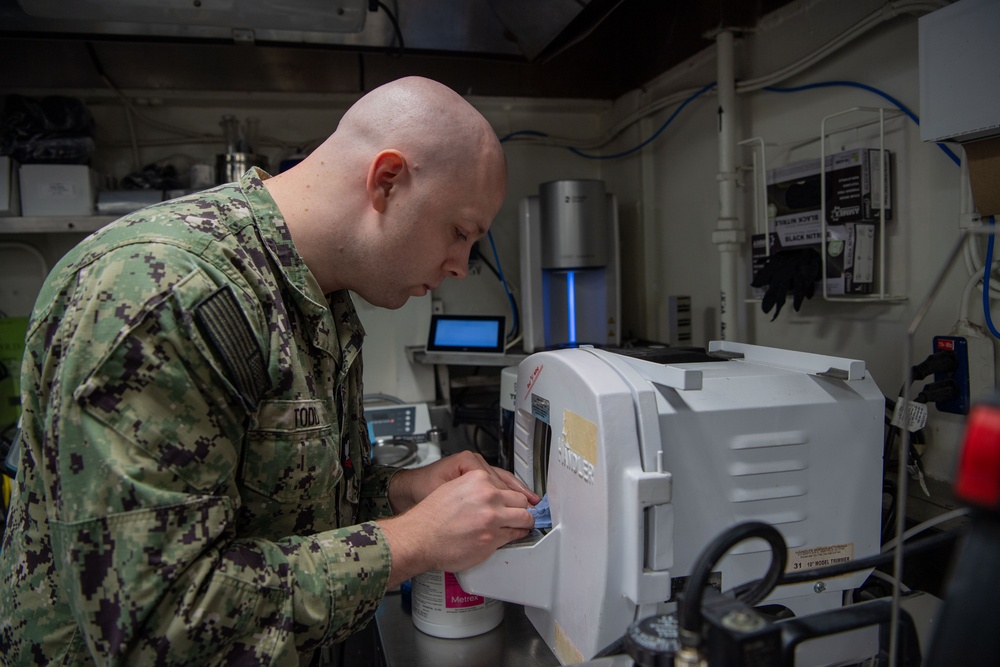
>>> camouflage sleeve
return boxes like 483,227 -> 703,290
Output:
35,245 -> 390,664
359,464 -> 402,520
351,340 -> 401,522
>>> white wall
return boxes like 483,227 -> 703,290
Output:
1,89 -> 610,408
598,0 -> 985,481
9,92 -> 608,319
4,0 -> 990,481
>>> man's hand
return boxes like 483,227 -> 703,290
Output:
377,453 -> 540,588
387,450 -> 539,514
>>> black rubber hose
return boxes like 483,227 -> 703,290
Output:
677,521 -> 788,642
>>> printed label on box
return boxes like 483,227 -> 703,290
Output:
752,220 -> 875,297
786,543 -> 854,572
767,148 -> 892,225
36,181 -> 78,199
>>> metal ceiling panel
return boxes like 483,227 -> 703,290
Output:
0,0 -> 802,100
486,0 -> 593,61
16,0 -> 369,39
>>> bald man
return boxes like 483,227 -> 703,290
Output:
0,77 -> 536,666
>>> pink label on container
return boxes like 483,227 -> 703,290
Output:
444,572 -> 485,609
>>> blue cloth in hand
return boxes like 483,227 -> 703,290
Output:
528,494 -> 551,529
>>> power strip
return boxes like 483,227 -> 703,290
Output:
933,334 -> 995,415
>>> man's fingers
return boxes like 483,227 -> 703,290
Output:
441,453 -> 540,505
497,487 -> 533,510
510,507 -> 536,530
494,468 -> 540,503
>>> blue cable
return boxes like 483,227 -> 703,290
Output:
764,81 -> 962,167
497,83 -> 717,161
488,135 -> 534,342
489,79 -> 967,339
486,229 -> 519,341
569,83 -> 718,160
983,216 -> 1000,339
501,81 -> 961,166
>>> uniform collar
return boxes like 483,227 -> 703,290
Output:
239,167 -> 365,367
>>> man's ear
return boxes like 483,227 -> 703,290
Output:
367,150 -> 406,213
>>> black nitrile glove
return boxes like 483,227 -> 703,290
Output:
751,248 -> 822,320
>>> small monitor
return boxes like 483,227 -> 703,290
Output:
426,314 -> 506,354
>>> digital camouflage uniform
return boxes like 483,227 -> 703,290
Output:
0,168 -> 400,665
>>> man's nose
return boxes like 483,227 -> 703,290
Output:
444,252 -> 469,279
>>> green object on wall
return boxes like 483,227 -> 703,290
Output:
0,317 -> 29,431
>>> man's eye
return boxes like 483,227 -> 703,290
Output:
456,229 -> 469,242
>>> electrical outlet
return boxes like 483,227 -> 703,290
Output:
933,334 -> 995,415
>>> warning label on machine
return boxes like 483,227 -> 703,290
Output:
786,543 -> 854,572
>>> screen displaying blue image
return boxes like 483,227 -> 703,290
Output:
426,315 -> 505,353
435,319 -> 497,347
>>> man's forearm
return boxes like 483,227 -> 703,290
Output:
377,514 -> 435,589
386,467 -> 418,515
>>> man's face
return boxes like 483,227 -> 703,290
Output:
361,164 -> 505,310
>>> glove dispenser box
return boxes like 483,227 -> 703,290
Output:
751,148 -> 891,304
751,221 -> 875,300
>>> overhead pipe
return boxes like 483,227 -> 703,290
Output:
711,29 -> 745,341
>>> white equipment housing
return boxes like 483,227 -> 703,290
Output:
459,342 -> 884,665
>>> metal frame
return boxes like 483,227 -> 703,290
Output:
819,106 -> 906,303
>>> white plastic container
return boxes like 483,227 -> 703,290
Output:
411,570 -> 504,638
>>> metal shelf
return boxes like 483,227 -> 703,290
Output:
0,216 -> 116,234
406,345 -> 527,367
745,106 -> 908,307
819,107 -> 906,303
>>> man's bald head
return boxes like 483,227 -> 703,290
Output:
319,76 -> 505,191
266,76 -> 508,300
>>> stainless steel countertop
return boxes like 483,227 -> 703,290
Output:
375,591 -> 561,667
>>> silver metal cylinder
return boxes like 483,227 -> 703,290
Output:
539,179 -> 608,269
216,152 -> 269,184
